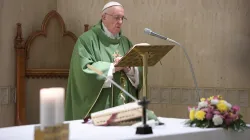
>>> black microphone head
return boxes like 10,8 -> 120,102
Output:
144,28 -> 152,35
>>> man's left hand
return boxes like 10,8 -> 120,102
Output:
123,67 -> 131,73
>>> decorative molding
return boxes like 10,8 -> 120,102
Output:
14,23 -> 26,125
0,86 -> 16,105
0,87 -> 9,104
26,69 -> 69,78
24,10 -> 89,59
149,86 -> 249,107
14,23 -> 24,49
14,10 -> 90,126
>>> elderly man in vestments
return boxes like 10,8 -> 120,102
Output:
65,1 -> 156,121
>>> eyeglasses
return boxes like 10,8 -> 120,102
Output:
105,13 -> 127,21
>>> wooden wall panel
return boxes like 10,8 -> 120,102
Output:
0,0 -> 57,127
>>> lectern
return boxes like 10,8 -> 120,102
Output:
115,43 -> 174,134
115,43 -> 175,98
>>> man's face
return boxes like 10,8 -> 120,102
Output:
102,6 -> 126,35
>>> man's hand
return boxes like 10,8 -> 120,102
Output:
123,67 -> 131,73
114,57 -> 130,72
114,57 -> 123,72
115,66 -> 124,72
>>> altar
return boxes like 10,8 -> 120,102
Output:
0,117 -> 249,140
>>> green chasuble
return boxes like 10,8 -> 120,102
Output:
65,21 -> 143,121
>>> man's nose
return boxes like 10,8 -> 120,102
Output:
118,18 -> 123,24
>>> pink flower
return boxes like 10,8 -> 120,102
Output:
225,118 -> 233,126
202,107 -> 214,113
201,108 -> 209,112
230,114 -> 238,120
213,110 -> 221,115
188,106 -> 197,112
206,113 -> 213,120
213,96 -> 219,100
209,105 -> 215,110
223,112 -> 229,118
232,105 -> 240,114
208,107 -> 214,113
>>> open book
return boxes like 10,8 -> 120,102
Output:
90,101 -> 160,126
91,102 -> 143,126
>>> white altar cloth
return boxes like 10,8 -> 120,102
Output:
0,117 -> 249,140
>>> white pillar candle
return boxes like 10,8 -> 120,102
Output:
50,87 -> 65,124
39,87 -> 65,130
40,88 -> 56,130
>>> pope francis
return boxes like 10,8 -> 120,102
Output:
65,1 -> 142,121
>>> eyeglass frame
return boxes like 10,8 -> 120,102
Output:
105,13 -> 127,21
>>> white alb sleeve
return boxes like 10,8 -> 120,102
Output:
102,63 -> 115,88
125,67 -> 139,88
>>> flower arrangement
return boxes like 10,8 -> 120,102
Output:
185,95 -> 249,132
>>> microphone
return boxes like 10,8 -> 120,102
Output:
144,28 -> 201,100
144,28 -> 168,40
144,28 -> 176,43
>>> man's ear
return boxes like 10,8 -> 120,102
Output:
101,14 -> 106,20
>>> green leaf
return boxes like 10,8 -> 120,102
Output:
185,117 -> 249,132
233,123 -> 238,131
196,120 -> 201,127
236,122 -> 240,131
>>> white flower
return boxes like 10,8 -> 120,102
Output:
212,115 -> 223,126
198,101 -> 208,109
225,102 -> 232,110
211,99 -> 219,105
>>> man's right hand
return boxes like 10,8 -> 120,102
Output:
114,57 -> 127,72
115,66 -> 124,72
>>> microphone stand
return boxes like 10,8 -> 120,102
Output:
144,29 -> 201,100
165,38 -> 201,100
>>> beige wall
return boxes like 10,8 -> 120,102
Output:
0,0 -> 250,127
0,0 -> 57,127
57,0 -> 250,122
58,0 -> 250,88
